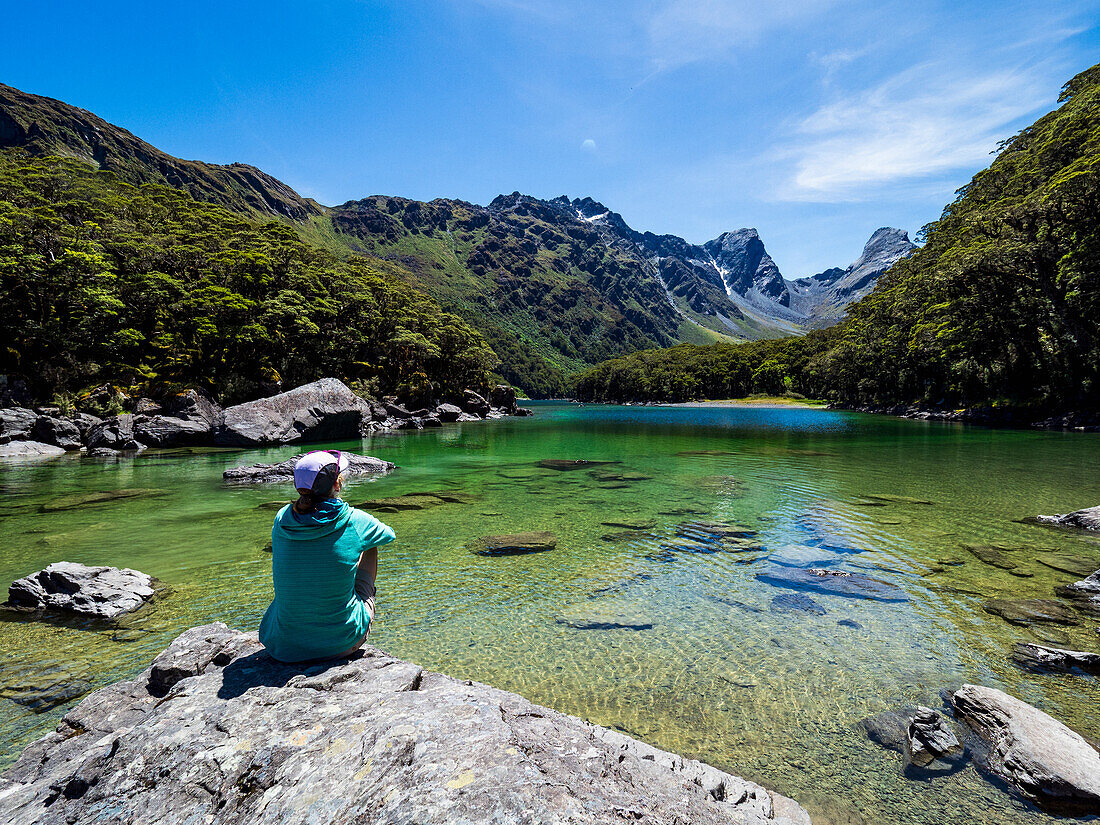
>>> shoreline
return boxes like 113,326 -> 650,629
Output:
665,397 -> 826,409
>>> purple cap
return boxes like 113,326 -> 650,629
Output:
293,450 -> 350,494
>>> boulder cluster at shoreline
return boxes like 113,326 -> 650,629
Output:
0,378 -> 532,457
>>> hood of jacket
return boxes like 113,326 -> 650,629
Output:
273,498 -> 352,541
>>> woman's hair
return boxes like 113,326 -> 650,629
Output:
293,467 -> 341,514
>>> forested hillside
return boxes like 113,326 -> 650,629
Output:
577,62 -> 1100,415
0,154 -> 494,404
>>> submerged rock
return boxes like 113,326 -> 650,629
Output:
599,517 -> 657,530
0,624 -> 810,825
5,562 -> 156,619
983,599 -> 1079,626
1035,505 -> 1100,532
359,494 -> 451,512
1036,552 -> 1100,578
472,531 -> 557,556
556,602 -> 654,630
770,545 -> 841,569
0,668 -> 94,713
214,378 -> 372,446
952,683 -> 1100,814
1011,642 -> 1100,675
964,544 -> 1019,571
756,567 -> 908,602
538,459 -> 620,471
222,452 -> 394,483
770,593 -> 826,615
39,489 -> 164,513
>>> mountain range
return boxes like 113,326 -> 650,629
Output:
0,82 -> 914,395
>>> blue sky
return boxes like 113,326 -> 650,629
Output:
5,1 -> 1099,275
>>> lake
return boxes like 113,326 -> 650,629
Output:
2,402 -> 1099,825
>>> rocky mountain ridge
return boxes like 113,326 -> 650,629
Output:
0,81 -> 915,395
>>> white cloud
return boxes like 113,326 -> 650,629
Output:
778,61 -> 1054,201
580,138 -> 597,152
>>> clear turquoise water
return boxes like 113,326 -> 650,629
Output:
2,403 -> 1100,824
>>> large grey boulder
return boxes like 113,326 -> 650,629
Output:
1036,505 -> 1100,532
223,451 -> 395,483
134,415 -> 212,447
0,624 -> 811,825
31,416 -> 82,450
6,562 -> 156,619
951,683 -> 1100,814
0,407 -> 38,441
214,378 -> 372,446
85,415 -> 141,450
0,441 -> 66,457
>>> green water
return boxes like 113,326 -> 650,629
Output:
2,403 -> 1100,824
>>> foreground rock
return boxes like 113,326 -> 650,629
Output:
951,683 -> 1100,814
5,562 -> 156,619
1011,642 -> 1100,675
223,452 -> 395,483
472,531 -> 557,556
214,378 -> 373,446
0,624 -> 811,825
1035,504 -> 1100,532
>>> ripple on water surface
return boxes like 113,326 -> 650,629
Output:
2,403 -> 1100,825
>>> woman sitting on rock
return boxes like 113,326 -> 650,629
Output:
259,450 -> 395,663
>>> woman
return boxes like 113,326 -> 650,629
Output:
259,450 -> 395,663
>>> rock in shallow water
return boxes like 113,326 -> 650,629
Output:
5,562 -> 156,619
471,531 -> 557,556
756,567 -> 908,602
906,706 -> 962,767
1011,642 -> 1100,675
952,683 -> 1100,814
223,452 -> 394,483
1035,505 -> 1100,532
983,598 -> 1079,626
0,624 -> 811,825
770,593 -> 826,615
0,441 -> 66,457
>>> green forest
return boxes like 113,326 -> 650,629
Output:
0,153 -> 496,405
576,63 -> 1100,415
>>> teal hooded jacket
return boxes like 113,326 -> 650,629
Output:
259,498 -> 395,663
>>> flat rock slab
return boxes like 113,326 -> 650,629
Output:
1011,642 -> 1100,675
1036,552 -> 1100,578
600,517 -> 657,530
952,683 -> 1100,814
0,624 -> 810,825
756,567 -> 908,602
358,494 -> 451,512
538,459 -> 621,471
983,598 -> 1079,626
6,562 -> 156,619
0,441 -> 66,458
964,544 -> 1019,571
1035,505 -> 1100,532
223,452 -> 395,483
472,531 -> 557,556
